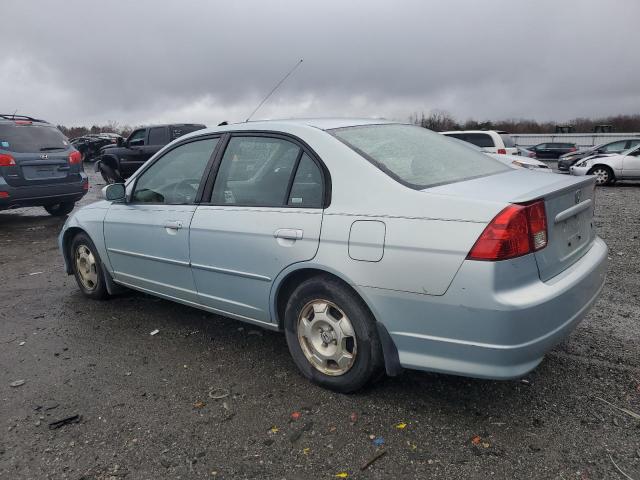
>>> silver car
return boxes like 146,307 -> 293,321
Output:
59,119 -> 608,392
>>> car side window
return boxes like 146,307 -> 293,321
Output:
148,127 -> 168,145
131,138 -> 218,204
211,136 -> 300,206
628,140 -> 640,149
602,141 -> 627,152
288,153 -> 323,208
465,133 -> 494,148
128,129 -> 146,146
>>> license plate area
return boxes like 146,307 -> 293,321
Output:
22,164 -> 67,180
557,210 -> 590,259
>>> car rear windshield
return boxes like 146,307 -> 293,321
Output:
0,124 -> 68,153
499,133 -> 515,147
331,124 -> 509,189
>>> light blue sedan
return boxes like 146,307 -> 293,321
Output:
59,119 -> 608,392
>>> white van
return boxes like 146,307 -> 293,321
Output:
441,130 -> 518,155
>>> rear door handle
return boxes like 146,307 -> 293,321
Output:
164,220 -> 183,230
274,228 -> 303,240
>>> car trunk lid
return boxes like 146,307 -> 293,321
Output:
426,170 -> 597,281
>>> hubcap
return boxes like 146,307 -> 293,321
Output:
297,300 -> 357,376
593,168 -> 608,185
75,244 -> 98,291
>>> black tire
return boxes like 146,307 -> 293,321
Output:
44,201 -> 75,217
284,275 -> 384,393
69,232 -> 109,300
588,165 -> 614,186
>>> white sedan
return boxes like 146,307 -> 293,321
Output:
570,145 -> 640,185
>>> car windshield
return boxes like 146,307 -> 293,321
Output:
0,124 -> 68,153
330,124 -> 509,189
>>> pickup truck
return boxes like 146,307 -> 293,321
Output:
96,123 -> 206,183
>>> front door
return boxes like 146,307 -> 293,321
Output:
622,147 -> 640,178
104,137 -> 220,302
190,135 -> 326,323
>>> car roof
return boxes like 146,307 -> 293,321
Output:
0,114 -> 50,126
441,130 -> 509,135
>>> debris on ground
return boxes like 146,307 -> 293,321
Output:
372,436 -> 385,447
29,271 -> 43,276
269,426 -> 279,434
208,388 -> 230,400
290,411 -> 302,421
608,454 -> 634,480
335,472 -> 349,478
361,449 -> 387,471
149,329 -> 159,336
18,341 -> 25,346
395,422 -> 407,429
302,447 -> 310,455
349,412 -> 358,424
48,414 -> 81,430
596,396 -> 640,421
9,380 -> 25,387
471,435 -> 482,445
193,401 -> 206,409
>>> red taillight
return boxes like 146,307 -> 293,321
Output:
69,151 -> 82,165
0,154 -> 16,167
467,200 -> 548,261
497,148 -> 507,154
82,178 -> 89,191
0,191 -> 9,198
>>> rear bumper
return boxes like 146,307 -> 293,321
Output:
361,237 -> 608,379
0,174 -> 88,210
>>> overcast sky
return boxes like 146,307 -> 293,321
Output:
2,0 -> 639,127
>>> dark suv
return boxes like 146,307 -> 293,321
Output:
0,115 -> 88,216
527,142 -> 577,159
97,123 -> 206,183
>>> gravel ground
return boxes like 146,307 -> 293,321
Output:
1,168 -> 639,480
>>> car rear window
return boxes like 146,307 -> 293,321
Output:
0,124 -> 68,153
331,124 -> 509,189
499,133 -> 515,147
464,133 -> 495,148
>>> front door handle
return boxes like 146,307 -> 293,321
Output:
274,228 -> 303,240
164,220 -> 183,230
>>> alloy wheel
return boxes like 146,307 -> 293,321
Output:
297,300 -> 357,376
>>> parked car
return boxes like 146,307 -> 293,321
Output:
0,114 -> 88,216
526,142 -> 577,159
445,136 -> 552,173
440,130 -> 517,155
96,123 -> 206,183
70,133 -> 122,162
569,144 -> 640,185
60,119 -> 607,392
517,146 -> 537,158
558,138 -> 640,172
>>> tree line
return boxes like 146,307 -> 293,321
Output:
56,112 -> 640,139
410,111 -> 640,133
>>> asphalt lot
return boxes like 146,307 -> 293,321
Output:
1,166 -> 639,480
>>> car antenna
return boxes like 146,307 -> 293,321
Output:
11,109 -> 17,119
245,58 -> 303,123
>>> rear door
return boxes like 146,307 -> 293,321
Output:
0,122 -> 79,187
189,134 -> 325,323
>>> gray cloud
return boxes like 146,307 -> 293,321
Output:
2,0 -> 639,127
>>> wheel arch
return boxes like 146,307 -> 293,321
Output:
61,226 -> 86,274
271,264 -> 402,376
588,163 -> 615,178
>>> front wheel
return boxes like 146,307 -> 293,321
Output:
70,233 -> 109,300
284,275 -> 384,393
44,201 -> 75,217
588,166 -> 614,186
99,163 -> 121,184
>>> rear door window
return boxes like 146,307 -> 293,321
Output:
211,136 -> 301,206
288,153 -> 323,208
148,127 -> 168,145
0,124 -> 68,153
464,133 -> 495,148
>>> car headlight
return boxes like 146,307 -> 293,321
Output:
512,160 -> 535,170
576,160 -> 589,167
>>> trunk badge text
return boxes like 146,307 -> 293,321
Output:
40,154 -> 48,159
575,190 -> 581,204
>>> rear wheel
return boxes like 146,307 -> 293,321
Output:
70,233 -> 109,300
284,275 -> 384,393
44,201 -> 75,217
588,166 -> 614,186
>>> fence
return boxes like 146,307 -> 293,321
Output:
511,133 -> 640,149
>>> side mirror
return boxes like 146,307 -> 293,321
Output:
102,183 -> 126,202
117,137 -> 124,147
